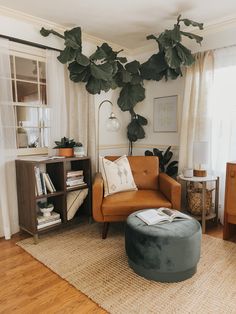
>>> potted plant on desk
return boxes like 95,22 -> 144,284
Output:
54,137 -> 77,157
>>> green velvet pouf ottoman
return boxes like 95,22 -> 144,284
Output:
125,211 -> 202,282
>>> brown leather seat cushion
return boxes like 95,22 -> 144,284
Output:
102,190 -> 172,216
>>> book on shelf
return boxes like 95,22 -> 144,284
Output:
136,208 -> 192,225
66,179 -> 85,186
37,218 -> 61,230
43,173 -> 56,193
66,183 -> 87,190
17,155 -> 65,162
37,211 -> 60,225
66,175 -> 84,182
40,172 -> 47,194
34,166 -> 43,196
67,170 -> 83,178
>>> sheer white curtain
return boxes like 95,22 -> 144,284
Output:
46,50 -> 96,174
46,50 -> 68,153
209,46 -> 236,222
64,73 -> 96,173
179,51 -> 214,172
0,38 -> 19,239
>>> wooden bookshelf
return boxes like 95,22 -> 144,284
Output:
15,157 -> 92,243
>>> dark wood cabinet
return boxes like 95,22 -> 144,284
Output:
15,157 -> 91,242
223,162 -> 236,240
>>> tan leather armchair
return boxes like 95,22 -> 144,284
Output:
92,156 -> 181,238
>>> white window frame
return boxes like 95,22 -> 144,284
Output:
10,42 -> 49,156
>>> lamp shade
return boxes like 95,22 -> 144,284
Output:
193,141 -> 208,164
106,112 -> 120,132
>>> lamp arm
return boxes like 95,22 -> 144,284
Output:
97,100 -> 114,171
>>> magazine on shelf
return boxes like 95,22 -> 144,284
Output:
37,211 -> 60,225
37,218 -> 61,230
67,170 -> 83,177
136,208 -> 192,225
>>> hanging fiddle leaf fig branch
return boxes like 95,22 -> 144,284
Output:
40,15 -> 203,153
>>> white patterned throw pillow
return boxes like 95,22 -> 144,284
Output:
100,155 -> 137,197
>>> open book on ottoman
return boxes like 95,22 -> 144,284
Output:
136,208 -> 191,225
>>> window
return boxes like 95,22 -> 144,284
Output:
10,43 -> 49,155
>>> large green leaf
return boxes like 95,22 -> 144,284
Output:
76,52 -> 90,66
117,83 -> 145,111
89,46 -> 107,61
90,62 -> 113,81
64,27 -> 82,50
121,69 -> 132,83
125,60 -> 140,74
180,31 -> 203,44
127,119 -> 145,142
86,77 -> 111,94
137,114 -> 148,125
175,43 -> 195,66
57,47 -> 76,63
140,52 -> 168,81
164,47 -> 182,69
68,61 -> 87,73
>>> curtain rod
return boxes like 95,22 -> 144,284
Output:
0,34 -> 61,52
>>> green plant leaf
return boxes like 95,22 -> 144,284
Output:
130,74 -> 142,85
146,34 -> 158,42
121,69 -> 132,83
163,146 -> 173,164
137,114 -> 148,125
89,46 -> 107,60
57,47 -> 76,63
140,52 -> 168,80
68,61 -> 87,73
127,119 -> 145,142
175,43 -> 195,66
180,31 -> 203,44
117,83 -> 145,111
90,62 -> 113,81
164,47 -> 182,69
145,150 -> 154,156
64,27 -> 82,50
117,56 -> 127,63
179,18 -> 203,30
76,52 -> 90,66
125,60 -> 140,74
40,27 -> 65,39
86,77 -> 111,94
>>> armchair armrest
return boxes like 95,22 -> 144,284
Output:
159,173 -> 181,210
92,172 -> 104,222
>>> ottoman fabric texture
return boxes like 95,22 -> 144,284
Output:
125,210 -> 202,282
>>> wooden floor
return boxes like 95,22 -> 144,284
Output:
0,223 -> 235,314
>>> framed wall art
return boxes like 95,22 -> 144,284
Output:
153,95 -> 178,132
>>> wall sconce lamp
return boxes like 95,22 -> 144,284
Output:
97,100 -> 121,170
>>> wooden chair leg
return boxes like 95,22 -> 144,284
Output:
102,222 -> 110,239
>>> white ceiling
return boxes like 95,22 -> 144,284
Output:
0,0 -> 236,49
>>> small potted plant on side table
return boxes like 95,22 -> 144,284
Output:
54,137 -> 77,157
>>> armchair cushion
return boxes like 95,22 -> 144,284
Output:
100,155 -> 137,197
102,189 -> 172,217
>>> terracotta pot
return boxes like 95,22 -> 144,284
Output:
58,148 -> 74,157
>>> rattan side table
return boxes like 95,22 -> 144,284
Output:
178,175 -> 219,233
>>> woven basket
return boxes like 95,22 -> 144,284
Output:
187,188 -> 213,216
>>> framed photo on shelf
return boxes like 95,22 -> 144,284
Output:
153,95 -> 178,132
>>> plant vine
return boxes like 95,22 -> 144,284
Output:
40,15 -> 203,154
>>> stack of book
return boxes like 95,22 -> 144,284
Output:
37,211 -> 61,230
34,166 -> 56,196
66,170 -> 86,190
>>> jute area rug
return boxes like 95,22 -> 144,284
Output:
18,223 -> 236,314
